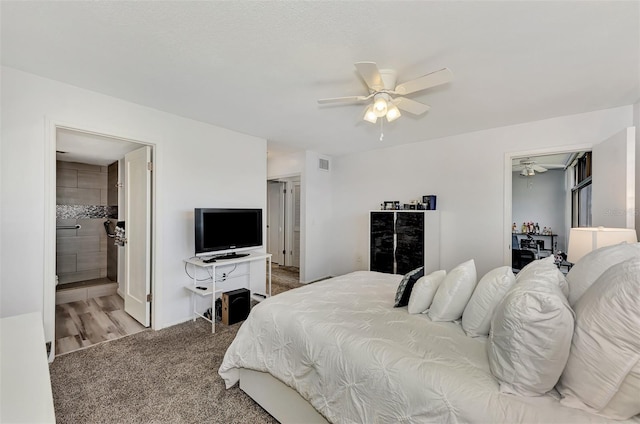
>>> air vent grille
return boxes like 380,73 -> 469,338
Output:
318,158 -> 330,171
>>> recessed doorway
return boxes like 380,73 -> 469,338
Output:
50,126 -> 154,357
267,176 -> 300,277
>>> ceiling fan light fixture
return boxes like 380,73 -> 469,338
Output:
363,105 -> 378,123
386,104 -> 401,122
520,166 -> 535,176
520,167 -> 535,177
373,94 -> 388,117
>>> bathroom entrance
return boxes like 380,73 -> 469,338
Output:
54,127 -> 153,355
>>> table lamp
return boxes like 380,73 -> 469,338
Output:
567,227 -> 638,264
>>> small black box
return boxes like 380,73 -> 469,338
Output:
222,288 -> 250,325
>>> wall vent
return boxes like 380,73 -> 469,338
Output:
318,158 -> 330,171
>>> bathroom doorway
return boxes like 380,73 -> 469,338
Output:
53,127 -> 153,356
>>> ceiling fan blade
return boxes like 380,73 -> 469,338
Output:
393,68 -> 453,95
317,95 -> 370,105
536,164 -> 566,170
354,62 -> 384,91
394,97 -> 431,115
532,165 -> 548,173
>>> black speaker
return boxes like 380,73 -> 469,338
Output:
222,288 -> 250,325
215,298 -> 222,322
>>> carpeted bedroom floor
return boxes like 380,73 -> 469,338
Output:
49,265 -> 302,424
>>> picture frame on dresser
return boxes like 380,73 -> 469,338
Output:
422,195 -> 437,210
383,201 -> 400,210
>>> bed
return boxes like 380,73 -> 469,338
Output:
219,270 -> 640,423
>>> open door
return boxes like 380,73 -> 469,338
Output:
592,127 -> 636,228
267,181 -> 285,265
124,146 -> 152,326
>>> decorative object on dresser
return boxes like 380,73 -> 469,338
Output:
369,210 -> 440,275
382,201 -> 399,210
422,195 -> 437,210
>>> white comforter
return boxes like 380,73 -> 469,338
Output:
219,271 -> 640,424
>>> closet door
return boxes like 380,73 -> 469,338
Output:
396,212 -> 424,274
370,212 -> 395,273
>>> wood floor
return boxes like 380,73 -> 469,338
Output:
55,294 -> 146,356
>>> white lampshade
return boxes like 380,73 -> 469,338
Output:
363,105 -> 378,123
567,227 -> 638,264
373,95 -> 388,117
386,104 -> 401,122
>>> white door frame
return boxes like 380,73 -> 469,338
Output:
44,119 -> 158,361
503,143 -> 594,266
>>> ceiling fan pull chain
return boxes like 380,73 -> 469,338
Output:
379,119 -> 384,141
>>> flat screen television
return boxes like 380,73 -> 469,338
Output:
195,208 -> 263,257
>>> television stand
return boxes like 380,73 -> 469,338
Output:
184,252 -> 272,333
215,252 -> 250,260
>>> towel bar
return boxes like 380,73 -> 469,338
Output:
56,225 -> 81,230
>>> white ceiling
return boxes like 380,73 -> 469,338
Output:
2,1 -> 639,158
56,128 -> 142,166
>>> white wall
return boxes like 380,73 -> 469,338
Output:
301,151 -> 332,282
592,127 -> 636,229
512,170 -> 566,251
0,67 -> 267,337
267,151 -> 304,178
330,106 -> 634,278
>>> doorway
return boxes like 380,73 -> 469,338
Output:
50,126 -> 154,357
510,152 -> 579,271
504,145 -> 592,267
505,127 -> 636,268
267,176 -> 301,275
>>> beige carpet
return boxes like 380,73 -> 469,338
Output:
270,264 -> 302,295
49,266 -> 302,423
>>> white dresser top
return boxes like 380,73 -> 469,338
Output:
1,312 -> 56,423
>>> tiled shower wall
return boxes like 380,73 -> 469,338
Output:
56,161 -> 110,284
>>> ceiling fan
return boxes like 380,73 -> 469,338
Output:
317,62 -> 453,124
514,159 -> 556,177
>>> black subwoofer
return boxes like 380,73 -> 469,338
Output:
221,288 -> 250,325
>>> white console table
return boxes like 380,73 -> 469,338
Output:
1,312 -> 56,423
184,251 -> 271,333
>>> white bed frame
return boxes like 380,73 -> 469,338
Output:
239,368 -> 329,423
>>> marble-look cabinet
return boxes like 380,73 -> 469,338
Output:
369,211 -> 440,275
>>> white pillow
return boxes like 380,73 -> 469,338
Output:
487,275 -> 574,396
565,242 -> 640,306
407,270 -> 446,314
516,255 -> 569,298
558,257 -> 640,420
428,259 -> 477,322
462,266 -> 516,337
